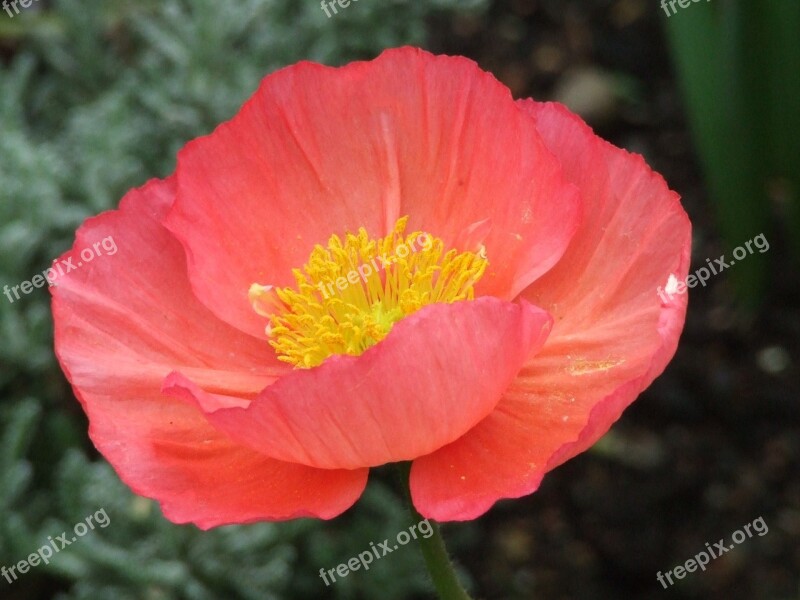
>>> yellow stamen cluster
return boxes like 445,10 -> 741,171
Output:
249,216 -> 488,369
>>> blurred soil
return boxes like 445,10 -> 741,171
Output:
429,1 -> 800,598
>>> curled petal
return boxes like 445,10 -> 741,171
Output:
164,47 -> 579,337
165,297 -> 553,470
410,101 -> 691,520
52,178 -> 364,527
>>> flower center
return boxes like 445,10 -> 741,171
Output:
250,216 -> 488,369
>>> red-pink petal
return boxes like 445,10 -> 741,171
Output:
410,101 -> 691,520
52,178 -> 365,527
164,47 -> 580,337
83,390 -> 368,528
164,297 -> 553,470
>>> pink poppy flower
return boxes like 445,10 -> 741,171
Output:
51,47 -> 691,529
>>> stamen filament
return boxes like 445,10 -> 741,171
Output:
250,216 -> 488,369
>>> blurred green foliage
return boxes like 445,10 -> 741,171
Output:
0,0 -> 486,597
664,0 -> 800,307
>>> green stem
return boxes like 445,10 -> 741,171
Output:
395,463 -> 473,600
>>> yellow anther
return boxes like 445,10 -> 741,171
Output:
250,216 -> 488,368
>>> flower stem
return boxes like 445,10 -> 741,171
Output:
395,463 -> 473,600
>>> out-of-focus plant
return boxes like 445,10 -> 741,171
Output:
664,0 -> 800,308
0,0 -> 488,598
